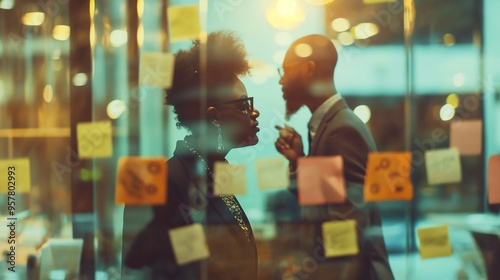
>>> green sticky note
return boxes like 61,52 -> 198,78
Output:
322,219 -> 358,257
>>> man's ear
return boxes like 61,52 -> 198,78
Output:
305,60 -> 317,78
206,106 -> 219,126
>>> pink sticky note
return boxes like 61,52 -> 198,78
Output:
488,155 -> 500,204
297,156 -> 346,205
450,120 -> 482,155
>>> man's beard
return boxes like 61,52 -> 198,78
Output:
285,100 -> 303,121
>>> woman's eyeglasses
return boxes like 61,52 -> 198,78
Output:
214,96 -> 254,115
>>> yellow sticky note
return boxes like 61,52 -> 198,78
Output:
214,162 -> 246,195
167,5 -> 201,42
255,157 -> 289,190
139,52 -> 175,89
450,120 -> 482,155
168,224 -> 210,265
0,158 -> 31,193
322,220 -> 358,258
425,148 -> 462,185
77,121 -> 113,159
364,152 -> 413,201
115,157 -> 167,205
417,225 -> 452,259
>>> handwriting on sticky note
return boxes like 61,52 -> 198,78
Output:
364,152 -> 413,201
322,220 -> 358,257
77,121 -> 113,159
417,225 -> 452,259
297,156 -> 345,205
255,157 -> 289,190
167,5 -> 201,42
488,155 -> 500,204
425,148 -> 462,185
139,52 -> 175,89
116,157 -> 167,205
0,158 -> 31,193
213,162 -> 246,195
168,224 -> 210,265
450,120 -> 482,155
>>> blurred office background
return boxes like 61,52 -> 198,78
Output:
0,0 -> 499,279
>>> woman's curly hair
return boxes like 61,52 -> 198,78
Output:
165,31 -> 251,130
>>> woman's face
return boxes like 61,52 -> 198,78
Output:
214,78 -> 260,148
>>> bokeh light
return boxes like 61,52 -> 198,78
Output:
274,32 -> 292,46
440,104 -> 455,121
110,29 -> 128,47
266,0 -> 305,30
43,85 -> 53,103
107,100 -> 127,119
73,73 -> 88,87
354,105 -> 372,123
352,23 -> 379,40
338,32 -> 354,45
443,33 -> 455,46
294,43 -> 313,58
446,93 -> 460,108
22,12 -> 45,26
453,73 -> 465,87
52,25 -> 70,41
331,18 -> 350,32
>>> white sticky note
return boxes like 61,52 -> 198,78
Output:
0,158 -> 31,193
450,120 -> 482,155
76,121 -> 113,159
255,157 -> 289,190
425,148 -> 462,185
139,52 -> 175,89
322,220 -> 358,257
168,224 -> 210,265
214,162 -> 246,195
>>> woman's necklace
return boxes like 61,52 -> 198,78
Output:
183,140 -> 250,241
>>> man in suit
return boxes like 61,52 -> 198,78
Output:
275,34 -> 394,280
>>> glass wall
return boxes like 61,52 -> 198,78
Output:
0,0 -> 498,279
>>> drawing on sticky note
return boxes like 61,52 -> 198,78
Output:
375,158 -> 390,171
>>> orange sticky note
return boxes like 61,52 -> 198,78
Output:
297,156 -> 345,205
322,219 -> 358,257
450,120 -> 482,155
417,225 -> 452,259
115,157 -> 167,205
167,5 -> 201,42
488,155 -> 500,204
364,152 -> 413,201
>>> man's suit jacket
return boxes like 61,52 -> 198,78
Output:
123,141 -> 258,280
295,97 -> 394,280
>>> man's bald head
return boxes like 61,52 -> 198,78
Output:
284,34 -> 338,79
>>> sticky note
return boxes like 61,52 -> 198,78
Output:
116,157 -> 167,205
255,157 -> 289,190
488,155 -> 500,204
40,239 -> 84,280
425,148 -> 462,185
450,120 -> 482,155
167,5 -> 201,42
213,162 -> 246,195
77,121 -> 113,159
322,220 -> 358,257
139,52 -> 175,89
0,158 -> 31,193
417,225 -> 452,259
168,224 -> 210,265
297,156 -> 345,205
364,152 -> 413,201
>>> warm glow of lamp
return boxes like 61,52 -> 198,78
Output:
110,30 -> 128,47
354,105 -> 371,123
266,0 -> 305,30
52,25 -> 70,41
22,12 -> 45,26
352,23 -> 379,39
304,0 -> 336,5
440,104 -> 455,121
107,100 -> 127,119
43,85 -> 54,103
331,18 -> 350,32
446,93 -> 459,108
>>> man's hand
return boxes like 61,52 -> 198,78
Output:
275,125 -> 305,170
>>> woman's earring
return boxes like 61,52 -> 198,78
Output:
216,125 -> 225,154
